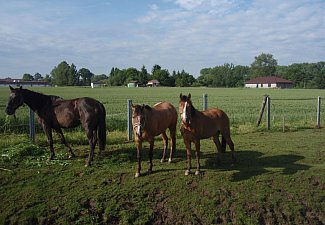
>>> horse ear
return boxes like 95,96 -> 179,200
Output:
179,93 -> 182,99
188,93 -> 191,99
9,85 -> 14,91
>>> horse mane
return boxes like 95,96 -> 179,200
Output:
21,88 -> 54,110
144,105 -> 152,111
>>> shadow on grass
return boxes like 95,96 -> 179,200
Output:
202,150 -> 310,182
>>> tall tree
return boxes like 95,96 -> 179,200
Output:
22,73 -> 34,81
250,53 -> 278,78
138,65 -> 149,85
34,72 -> 43,81
51,61 -> 74,86
77,68 -> 94,86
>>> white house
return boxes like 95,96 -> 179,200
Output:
245,76 -> 293,89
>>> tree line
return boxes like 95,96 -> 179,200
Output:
20,53 -> 325,89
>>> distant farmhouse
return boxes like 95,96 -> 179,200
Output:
0,78 -> 51,87
147,79 -> 160,87
245,76 -> 293,89
91,81 -> 107,88
127,80 -> 139,88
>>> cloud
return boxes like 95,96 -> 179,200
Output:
0,0 -> 324,77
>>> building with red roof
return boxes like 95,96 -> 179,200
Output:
245,76 -> 293,88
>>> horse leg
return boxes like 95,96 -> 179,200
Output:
213,134 -> 223,162
221,136 -> 227,153
148,139 -> 154,174
54,128 -> 75,158
135,140 -> 142,178
85,128 -> 96,167
160,132 -> 168,163
169,127 -> 176,163
184,140 -> 192,175
194,140 -> 201,175
41,123 -> 55,160
226,137 -> 236,163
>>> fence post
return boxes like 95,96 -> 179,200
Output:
267,96 -> 271,130
29,108 -> 35,143
317,96 -> 321,128
127,99 -> 133,141
203,94 -> 208,110
256,95 -> 268,127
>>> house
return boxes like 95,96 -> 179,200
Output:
0,78 -> 51,87
91,81 -> 107,88
127,80 -> 139,88
147,79 -> 160,87
245,76 -> 293,89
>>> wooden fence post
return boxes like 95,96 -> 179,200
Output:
29,108 -> 35,143
203,94 -> 208,110
267,96 -> 271,130
317,96 -> 321,128
127,99 -> 133,141
256,95 -> 268,127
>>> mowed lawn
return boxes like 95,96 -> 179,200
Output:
0,86 -> 324,224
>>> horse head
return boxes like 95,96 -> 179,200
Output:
6,86 -> 24,115
131,104 -> 147,137
179,93 -> 194,125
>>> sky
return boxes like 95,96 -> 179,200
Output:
0,0 -> 324,78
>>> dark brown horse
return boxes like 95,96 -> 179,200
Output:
179,93 -> 235,175
132,102 -> 177,177
5,86 -> 106,166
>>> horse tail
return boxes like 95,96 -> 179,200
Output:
97,102 -> 107,152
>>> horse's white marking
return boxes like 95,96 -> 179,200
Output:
136,116 -> 141,135
182,102 -> 187,123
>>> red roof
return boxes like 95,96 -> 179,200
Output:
245,76 -> 293,84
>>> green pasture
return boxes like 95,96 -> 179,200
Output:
0,86 -> 324,224
1,86 -> 325,134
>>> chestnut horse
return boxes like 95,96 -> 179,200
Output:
5,86 -> 106,166
179,93 -> 235,175
132,102 -> 177,177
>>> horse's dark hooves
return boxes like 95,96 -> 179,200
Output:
135,172 -> 140,178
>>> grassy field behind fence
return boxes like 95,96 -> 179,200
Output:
1,86 -> 325,134
0,86 -> 324,224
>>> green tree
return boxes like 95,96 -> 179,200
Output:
33,72 -> 43,81
77,68 -> 94,86
138,65 -> 149,85
22,73 -> 34,81
51,61 -> 77,86
250,53 -> 278,78
92,74 -> 108,82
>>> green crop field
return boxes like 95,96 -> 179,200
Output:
0,86 -> 324,224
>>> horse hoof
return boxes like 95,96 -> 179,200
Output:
185,170 -> 190,176
69,154 -> 76,159
195,170 -> 200,175
85,163 -> 91,167
160,159 -> 166,163
168,158 -> 172,163
135,172 -> 140,178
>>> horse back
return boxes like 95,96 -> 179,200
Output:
146,102 -> 177,136
53,97 -> 102,128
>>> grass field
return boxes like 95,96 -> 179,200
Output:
0,86 -> 324,224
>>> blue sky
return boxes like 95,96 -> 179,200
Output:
0,0 -> 324,78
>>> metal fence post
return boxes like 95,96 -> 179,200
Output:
127,99 -> 133,141
29,108 -> 35,143
317,96 -> 321,128
267,96 -> 271,130
203,94 -> 208,110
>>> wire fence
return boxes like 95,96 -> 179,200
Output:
0,94 -> 323,143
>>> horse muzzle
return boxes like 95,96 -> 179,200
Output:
5,106 -> 15,115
